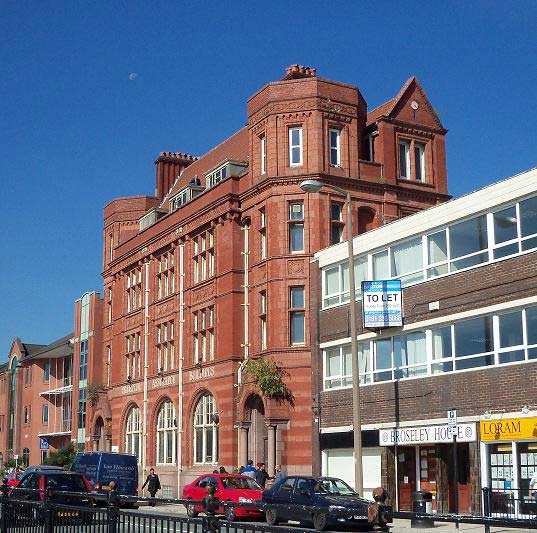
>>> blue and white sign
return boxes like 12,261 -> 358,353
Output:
362,280 -> 403,328
39,438 -> 49,450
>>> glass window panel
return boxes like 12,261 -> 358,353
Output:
455,354 -> 494,370
427,264 -> 449,278
290,224 -> 304,251
450,216 -> 487,259
373,250 -> 389,279
391,238 -> 423,277
399,271 -> 424,286
493,243 -> 519,259
375,339 -> 392,369
291,287 -> 305,308
206,430 -> 214,463
451,252 -> 488,271
374,371 -> 392,382
526,307 -> 537,345
399,143 -> 409,178
394,332 -> 427,367
291,128 -> 301,146
195,429 -> 203,463
499,311 -> 523,348
428,231 -> 448,264
343,346 -> 353,386
499,350 -> 525,364
326,348 -> 341,377
324,295 -> 339,307
432,326 -> 452,359
432,361 -> 453,374
291,312 -> 305,344
331,225 -> 343,245
290,203 -> 304,219
520,196 -> 537,237
291,147 -> 301,164
454,316 -> 493,357
331,203 -> 342,221
494,206 -> 518,244
522,235 -> 537,251
528,347 -> 537,359
358,341 -> 371,374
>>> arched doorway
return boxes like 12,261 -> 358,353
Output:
93,417 -> 105,451
358,207 -> 377,234
245,394 -> 267,466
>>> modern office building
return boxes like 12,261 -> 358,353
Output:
312,167 -> 537,513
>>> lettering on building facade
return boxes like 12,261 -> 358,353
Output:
380,423 -> 477,446
480,417 -> 537,441
189,366 -> 215,382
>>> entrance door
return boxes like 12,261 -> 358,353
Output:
419,446 -> 438,511
447,443 -> 471,513
397,447 -> 416,510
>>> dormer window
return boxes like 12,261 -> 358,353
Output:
206,165 -> 227,188
169,184 -> 204,212
205,160 -> 248,189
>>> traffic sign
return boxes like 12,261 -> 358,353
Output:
448,410 -> 457,427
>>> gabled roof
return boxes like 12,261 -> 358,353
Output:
161,127 -> 249,209
366,76 -> 443,129
23,333 -> 74,361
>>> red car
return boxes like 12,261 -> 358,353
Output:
182,474 -> 263,522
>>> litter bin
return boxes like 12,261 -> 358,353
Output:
411,491 -> 434,528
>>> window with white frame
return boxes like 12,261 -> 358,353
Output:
261,135 -> 266,175
206,165 -> 228,188
260,291 -> 267,350
193,307 -> 214,364
323,304 -> 537,390
289,202 -> 304,253
322,194 -> 537,309
414,143 -> 426,182
156,321 -> 175,371
157,251 -> 175,300
106,345 -> 111,386
399,141 -> 411,179
107,287 -> 112,324
193,230 -> 215,284
260,208 -> 267,260
193,394 -> 218,464
157,401 -> 176,464
126,268 -> 142,313
329,128 -> 341,166
330,203 -> 344,245
125,405 -> 141,459
42,404 -> 49,424
289,127 -> 303,166
125,332 -> 141,380
289,287 -> 305,345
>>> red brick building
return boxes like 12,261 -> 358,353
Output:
0,292 -> 103,467
96,65 -> 449,496
313,167 -> 537,514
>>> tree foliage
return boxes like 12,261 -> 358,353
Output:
42,442 -> 77,468
245,359 -> 294,405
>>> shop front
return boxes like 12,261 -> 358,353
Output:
480,416 -> 537,517
380,422 -> 478,513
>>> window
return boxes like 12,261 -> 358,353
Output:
261,136 -> 266,175
391,237 -> 424,285
24,406 -> 31,424
22,448 -> 30,467
329,128 -> 341,166
106,345 -> 111,387
206,165 -> 228,188
324,345 -> 352,389
42,404 -> 49,424
194,394 -> 218,464
289,202 -> 304,253
193,307 -> 215,363
156,401 -> 176,464
414,143 -> 426,182
399,141 -> 410,179
330,203 -> 344,245
125,405 -> 141,459
24,367 -> 31,385
126,268 -> 142,313
260,209 -> 267,260
322,256 -> 368,307
290,287 -> 305,345
193,230 -> 215,284
393,332 -> 427,378
78,388 -> 86,430
260,291 -> 267,350
157,251 -> 175,300
43,362 -> 50,383
156,321 -> 175,372
367,134 -> 375,162
41,451 -> 48,463
125,332 -> 141,380
289,127 -> 303,166
80,340 -> 88,382
107,287 -> 112,324
450,215 -> 488,270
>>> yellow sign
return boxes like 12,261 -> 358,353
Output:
480,417 -> 537,442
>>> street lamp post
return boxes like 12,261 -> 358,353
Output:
300,179 -> 363,495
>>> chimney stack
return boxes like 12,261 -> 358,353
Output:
282,64 -> 317,81
154,152 -> 197,201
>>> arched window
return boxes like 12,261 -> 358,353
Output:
22,447 -> 30,466
125,406 -> 141,459
193,394 -> 218,465
156,401 -> 176,464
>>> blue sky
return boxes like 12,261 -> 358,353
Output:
1,1 -> 536,358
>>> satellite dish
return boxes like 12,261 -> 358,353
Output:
410,100 -> 419,110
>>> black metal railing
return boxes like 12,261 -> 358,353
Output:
483,486 -> 537,520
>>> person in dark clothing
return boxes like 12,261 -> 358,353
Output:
219,466 -> 228,474
254,463 -> 270,488
142,468 -> 161,498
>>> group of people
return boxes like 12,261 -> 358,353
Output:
239,460 -> 286,488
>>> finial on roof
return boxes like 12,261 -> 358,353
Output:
282,64 -> 317,81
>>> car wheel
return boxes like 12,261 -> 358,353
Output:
186,501 -> 198,518
224,504 -> 236,522
265,507 -> 279,526
313,511 -> 328,532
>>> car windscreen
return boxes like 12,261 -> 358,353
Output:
221,477 -> 261,490
314,479 -> 356,496
45,474 -> 87,492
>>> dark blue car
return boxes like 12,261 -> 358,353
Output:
262,476 -> 391,531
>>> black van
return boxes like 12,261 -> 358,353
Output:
71,452 -> 138,500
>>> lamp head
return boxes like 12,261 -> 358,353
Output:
299,179 -> 323,193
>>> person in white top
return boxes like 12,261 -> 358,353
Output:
529,470 -> 537,499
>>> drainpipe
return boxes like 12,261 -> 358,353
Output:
142,260 -> 150,484
177,243 -> 185,496
238,223 -> 250,385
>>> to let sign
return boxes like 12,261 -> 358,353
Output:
362,280 -> 403,328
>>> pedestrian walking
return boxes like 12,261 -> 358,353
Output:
254,463 -> 270,488
241,459 -> 256,478
274,464 -> 286,484
142,468 -> 161,498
